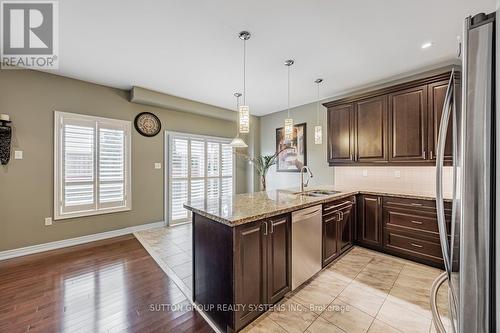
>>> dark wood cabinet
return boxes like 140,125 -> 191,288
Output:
428,80 -> 453,162
357,194 -> 382,249
234,215 -> 291,329
382,197 -> 451,268
322,197 -> 355,267
234,220 -> 268,327
327,103 -> 354,164
267,216 -> 291,304
354,96 -> 388,163
388,85 -> 428,162
193,213 -> 291,332
324,69 -> 458,166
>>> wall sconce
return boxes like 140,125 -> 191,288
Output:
0,114 -> 12,165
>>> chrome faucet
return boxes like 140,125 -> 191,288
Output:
300,166 -> 314,193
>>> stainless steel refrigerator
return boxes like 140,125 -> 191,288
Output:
431,12 -> 496,333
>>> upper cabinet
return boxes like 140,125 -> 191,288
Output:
428,80 -> 453,162
324,69 -> 459,166
355,95 -> 388,163
388,85 -> 428,163
327,103 -> 355,164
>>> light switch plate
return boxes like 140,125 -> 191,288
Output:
154,163 -> 162,169
45,217 -> 53,226
362,169 -> 368,177
394,170 -> 401,178
14,150 -> 23,159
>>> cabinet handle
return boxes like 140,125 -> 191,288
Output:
411,243 -> 423,248
324,217 -> 336,223
411,203 -> 423,206
423,150 -> 427,159
325,201 -> 352,211
270,221 -> 274,234
430,150 -> 434,159
410,220 -> 424,225
350,154 -> 354,161
378,197 -> 382,205
336,212 -> 342,221
263,221 -> 268,236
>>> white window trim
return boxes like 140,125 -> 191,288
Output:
164,131 -> 236,226
54,111 -> 132,220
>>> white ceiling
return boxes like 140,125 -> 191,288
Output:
52,0 -> 495,116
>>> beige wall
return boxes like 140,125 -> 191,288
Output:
0,70 -> 256,251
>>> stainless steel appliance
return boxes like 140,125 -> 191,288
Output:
291,204 -> 322,290
432,12 -> 497,333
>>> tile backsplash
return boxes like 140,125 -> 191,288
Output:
334,166 -> 453,198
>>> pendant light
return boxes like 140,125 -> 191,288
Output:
238,31 -> 250,134
284,59 -> 294,142
314,78 -> 323,144
230,92 -> 248,148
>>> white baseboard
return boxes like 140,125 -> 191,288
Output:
0,221 -> 166,261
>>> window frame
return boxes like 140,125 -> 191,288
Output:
54,111 -> 132,220
165,131 -> 236,226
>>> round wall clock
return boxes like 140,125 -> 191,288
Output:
134,112 -> 161,137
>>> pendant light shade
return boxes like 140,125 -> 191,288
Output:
230,136 -> 248,148
284,59 -> 295,142
314,78 -> 323,144
230,92 -> 248,148
238,31 -> 251,134
284,118 -> 294,142
239,105 -> 250,133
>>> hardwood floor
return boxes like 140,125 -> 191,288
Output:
0,235 -> 213,333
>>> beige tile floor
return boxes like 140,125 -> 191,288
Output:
242,247 -> 452,333
135,223 -> 193,296
136,226 -> 451,333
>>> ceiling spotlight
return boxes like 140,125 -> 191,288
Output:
421,42 -> 434,49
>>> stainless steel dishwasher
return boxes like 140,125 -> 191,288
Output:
291,204 -> 322,290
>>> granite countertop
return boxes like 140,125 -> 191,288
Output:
183,185 -> 451,227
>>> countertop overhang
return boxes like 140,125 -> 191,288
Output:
183,186 -> 450,227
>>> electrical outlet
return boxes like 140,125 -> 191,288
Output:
394,170 -> 401,178
14,150 -> 23,159
154,163 -> 162,169
45,217 -> 53,226
362,169 -> 368,177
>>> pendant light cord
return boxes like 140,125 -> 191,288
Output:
236,95 -> 240,137
316,82 -> 320,124
287,65 -> 290,118
243,39 -> 246,105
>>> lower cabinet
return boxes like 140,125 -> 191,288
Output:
322,196 -> 356,267
356,194 -> 383,249
381,197 -> 451,268
234,214 -> 291,330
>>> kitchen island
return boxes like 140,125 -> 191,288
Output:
183,187 -> 451,332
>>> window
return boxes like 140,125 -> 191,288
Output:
167,132 -> 234,225
54,111 -> 131,220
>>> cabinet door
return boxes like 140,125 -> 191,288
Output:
234,220 -> 267,328
357,195 -> 382,248
428,80 -> 453,161
339,204 -> 355,253
327,103 -> 355,164
354,96 -> 388,162
267,216 -> 291,304
388,85 -> 428,162
322,213 -> 340,266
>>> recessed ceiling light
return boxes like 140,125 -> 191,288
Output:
421,42 -> 434,49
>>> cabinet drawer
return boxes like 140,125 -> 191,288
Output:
385,230 -> 443,260
385,209 -> 449,235
383,196 -> 451,212
323,197 -> 355,213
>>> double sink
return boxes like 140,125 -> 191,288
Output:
296,189 -> 342,197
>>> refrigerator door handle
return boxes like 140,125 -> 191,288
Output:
430,271 -> 449,333
436,69 -> 454,275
